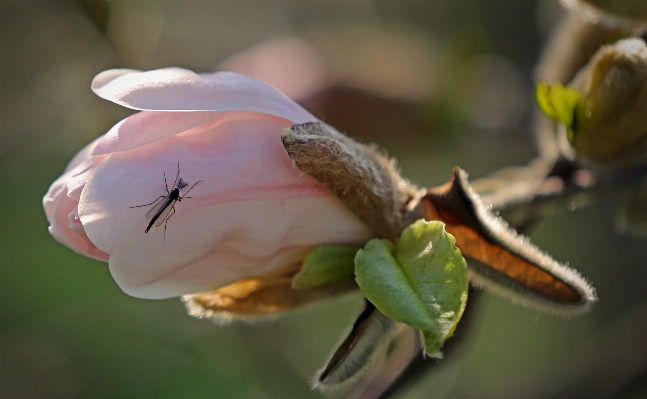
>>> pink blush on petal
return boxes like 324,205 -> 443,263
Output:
49,189 -> 109,261
91,111 -> 224,156
68,208 -> 83,232
67,156 -> 107,201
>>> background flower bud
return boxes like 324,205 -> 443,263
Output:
569,38 -> 647,163
43,67 -> 372,299
561,0 -> 647,24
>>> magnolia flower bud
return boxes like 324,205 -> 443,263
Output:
43,67 -> 372,299
534,1 -> 645,159
569,38 -> 647,163
561,0 -> 647,25
282,122 -> 414,241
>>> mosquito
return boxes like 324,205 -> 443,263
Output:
129,162 -> 203,239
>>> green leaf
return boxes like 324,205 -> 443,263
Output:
535,83 -> 580,141
354,220 -> 468,356
292,245 -> 360,289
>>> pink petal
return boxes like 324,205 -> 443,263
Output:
78,116 -> 371,298
66,155 -> 107,201
90,110 -> 286,156
91,68 -> 318,123
44,185 -> 109,262
109,197 -> 371,299
43,138 -> 111,261
44,139 -> 103,223
43,174 -> 68,226
91,111 -> 220,156
64,136 -> 103,173
80,117 -> 325,253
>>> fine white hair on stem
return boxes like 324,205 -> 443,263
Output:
454,169 -> 597,315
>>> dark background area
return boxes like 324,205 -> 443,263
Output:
1,1 -> 646,398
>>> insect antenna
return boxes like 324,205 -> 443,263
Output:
173,161 -> 181,187
181,180 -> 203,198
163,172 -> 170,194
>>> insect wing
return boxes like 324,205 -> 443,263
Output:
154,198 -> 176,227
145,195 -> 170,220
177,177 -> 189,189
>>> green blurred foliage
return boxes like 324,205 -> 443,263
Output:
1,0 -> 646,398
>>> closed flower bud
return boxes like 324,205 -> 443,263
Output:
43,67 -> 372,299
570,38 -> 647,163
561,0 -> 647,25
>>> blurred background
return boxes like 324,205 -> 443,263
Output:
1,0 -> 646,398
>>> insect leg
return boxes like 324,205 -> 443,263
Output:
181,180 -> 203,198
166,206 -> 176,221
163,206 -> 176,241
129,196 -> 165,208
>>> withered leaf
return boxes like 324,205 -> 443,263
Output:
407,168 -> 596,315
182,267 -> 356,322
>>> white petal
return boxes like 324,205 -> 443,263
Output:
91,67 -> 317,123
79,116 -> 372,298
79,117 -> 356,254
109,197 -> 371,299
91,111 -> 286,156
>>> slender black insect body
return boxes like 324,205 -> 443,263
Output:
130,163 -> 202,239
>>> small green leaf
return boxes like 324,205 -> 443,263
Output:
292,245 -> 360,289
355,220 -> 468,356
536,83 -> 580,141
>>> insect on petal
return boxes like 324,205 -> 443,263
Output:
154,201 -> 176,227
145,197 -> 169,220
